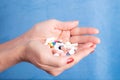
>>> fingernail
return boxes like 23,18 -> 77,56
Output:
87,43 -> 93,47
67,58 -> 74,64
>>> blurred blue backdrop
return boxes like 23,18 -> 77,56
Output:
0,0 -> 120,80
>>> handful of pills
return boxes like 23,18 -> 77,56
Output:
45,38 -> 78,56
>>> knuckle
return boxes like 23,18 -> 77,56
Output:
49,19 -> 58,22
87,36 -> 93,41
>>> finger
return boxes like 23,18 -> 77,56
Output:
78,42 -> 94,49
70,36 -> 100,44
62,45 -> 95,69
48,55 -> 73,68
71,27 -> 99,35
56,21 -> 79,30
58,31 -> 70,42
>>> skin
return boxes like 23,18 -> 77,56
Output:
0,19 -> 100,76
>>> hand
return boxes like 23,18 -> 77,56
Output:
21,19 -> 100,76
0,19 -> 77,72
0,19 -> 100,76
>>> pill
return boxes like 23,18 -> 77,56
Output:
54,53 -> 60,56
69,49 -> 75,55
66,52 -> 71,56
45,38 -> 78,56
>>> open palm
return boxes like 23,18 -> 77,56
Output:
23,19 -> 100,76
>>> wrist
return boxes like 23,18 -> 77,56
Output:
0,35 -> 27,72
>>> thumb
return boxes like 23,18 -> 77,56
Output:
62,45 -> 96,69
48,55 -> 74,67
56,21 -> 79,30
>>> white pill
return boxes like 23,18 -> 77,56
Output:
54,53 -> 60,56
45,38 -> 78,56
54,43 -> 64,50
69,49 -> 75,55
72,43 -> 78,46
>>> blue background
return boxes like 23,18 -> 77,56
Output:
0,0 -> 120,80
